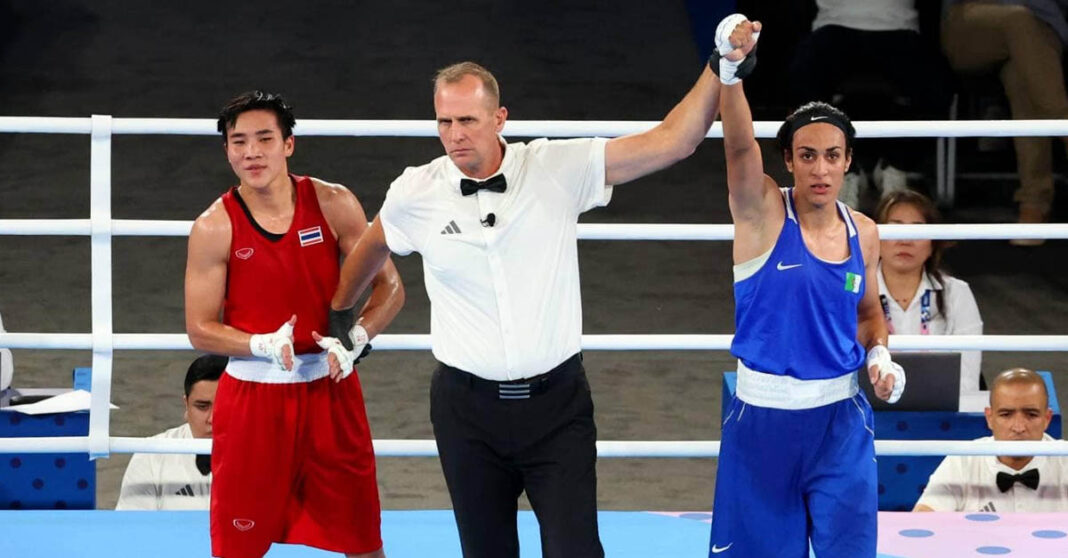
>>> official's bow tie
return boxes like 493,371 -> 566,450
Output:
460,174 -> 507,196
196,453 -> 212,477
997,468 -> 1039,492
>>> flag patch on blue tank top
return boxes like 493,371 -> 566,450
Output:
844,271 -> 863,294
298,226 -> 323,247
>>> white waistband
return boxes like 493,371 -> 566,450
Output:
226,353 -> 330,384
736,360 -> 858,410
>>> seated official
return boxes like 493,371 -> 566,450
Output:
875,190 -> 983,392
115,354 -> 225,510
915,368 -> 1068,512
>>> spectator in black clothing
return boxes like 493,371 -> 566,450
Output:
787,0 -> 952,210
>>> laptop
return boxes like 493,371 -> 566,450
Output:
861,352 -> 962,411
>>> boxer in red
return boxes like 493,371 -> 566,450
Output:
184,90 -> 404,558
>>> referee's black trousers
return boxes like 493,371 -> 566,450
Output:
430,353 -> 604,558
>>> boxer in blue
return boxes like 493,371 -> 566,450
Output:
707,14 -> 907,558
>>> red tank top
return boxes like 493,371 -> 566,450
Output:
221,175 -> 339,355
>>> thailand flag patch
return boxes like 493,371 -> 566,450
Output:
298,226 -> 324,247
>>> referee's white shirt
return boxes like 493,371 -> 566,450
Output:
915,434 -> 1068,512
380,137 -> 611,380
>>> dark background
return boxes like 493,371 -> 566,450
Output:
0,0 -> 1065,510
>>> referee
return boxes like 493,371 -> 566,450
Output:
328,60 -> 724,558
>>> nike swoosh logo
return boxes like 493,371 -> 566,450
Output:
776,261 -> 802,271
711,543 -> 733,553
811,115 -> 828,120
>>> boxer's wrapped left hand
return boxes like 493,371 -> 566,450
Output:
316,307 -> 372,381
867,344 -> 906,404
315,330 -> 359,382
330,306 -> 372,362
709,14 -> 761,84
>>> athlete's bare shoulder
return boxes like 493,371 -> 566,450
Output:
308,176 -> 368,243
188,196 -> 232,261
192,196 -> 231,237
309,176 -> 358,203
850,208 -> 878,239
850,208 -> 880,259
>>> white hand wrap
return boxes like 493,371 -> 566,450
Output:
347,324 -> 370,361
249,320 -> 295,371
715,14 -> 749,56
315,324 -> 368,380
714,14 -> 760,85
867,345 -> 906,404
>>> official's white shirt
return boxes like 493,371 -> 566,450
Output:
380,137 -> 610,380
916,434 -> 1068,512
115,423 -> 211,510
877,265 -> 984,391
813,0 -> 919,32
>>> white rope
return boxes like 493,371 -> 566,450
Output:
1,333 -> 1066,351
0,117 -> 91,134
890,335 -> 1068,352
6,116 -> 1068,138
3,436 -> 1067,458
875,223 -> 1068,241
2,220 -> 1067,241
0,219 -> 91,235
113,220 -> 191,236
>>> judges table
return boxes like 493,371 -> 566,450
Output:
723,371 -> 1062,511
0,367 -> 96,509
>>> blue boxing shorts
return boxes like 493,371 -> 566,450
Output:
708,385 -> 877,558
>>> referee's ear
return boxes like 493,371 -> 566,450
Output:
494,106 -> 508,133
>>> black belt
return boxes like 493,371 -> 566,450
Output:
438,353 -> 583,400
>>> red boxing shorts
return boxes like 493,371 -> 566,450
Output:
210,371 -> 381,558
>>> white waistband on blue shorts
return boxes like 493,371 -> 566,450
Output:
225,352 -> 330,384
736,360 -> 858,410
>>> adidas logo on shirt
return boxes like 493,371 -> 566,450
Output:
980,501 -> 997,512
175,484 -> 196,497
440,220 -> 461,235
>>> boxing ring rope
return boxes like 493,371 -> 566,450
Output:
1,220 -> 1067,241
1,333 -> 1067,352
4,116 -> 1068,137
3,436 -> 1068,458
0,116 -> 1065,462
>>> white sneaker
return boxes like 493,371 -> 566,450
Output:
874,160 -> 909,198
839,171 -> 866,208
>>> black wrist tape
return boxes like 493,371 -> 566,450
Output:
328,307 -> 356,351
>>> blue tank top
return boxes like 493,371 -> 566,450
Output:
731,188 -> 867,380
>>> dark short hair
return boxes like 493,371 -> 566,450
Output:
874,190 -> 951,317
776,101 -> 856,156
184,354 -> 226,397
217,90 -> 296,140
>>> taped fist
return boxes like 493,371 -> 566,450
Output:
709,14 -> 761,85
314,307 -> 372,381
249,315 -> 296,372
867,345 -> 906,404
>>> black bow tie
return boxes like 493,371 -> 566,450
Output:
997,468 -> 1039,492
195,453 -> 212,477
460,174 -> 507,196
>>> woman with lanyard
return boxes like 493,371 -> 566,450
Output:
875,189 -> 985,391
